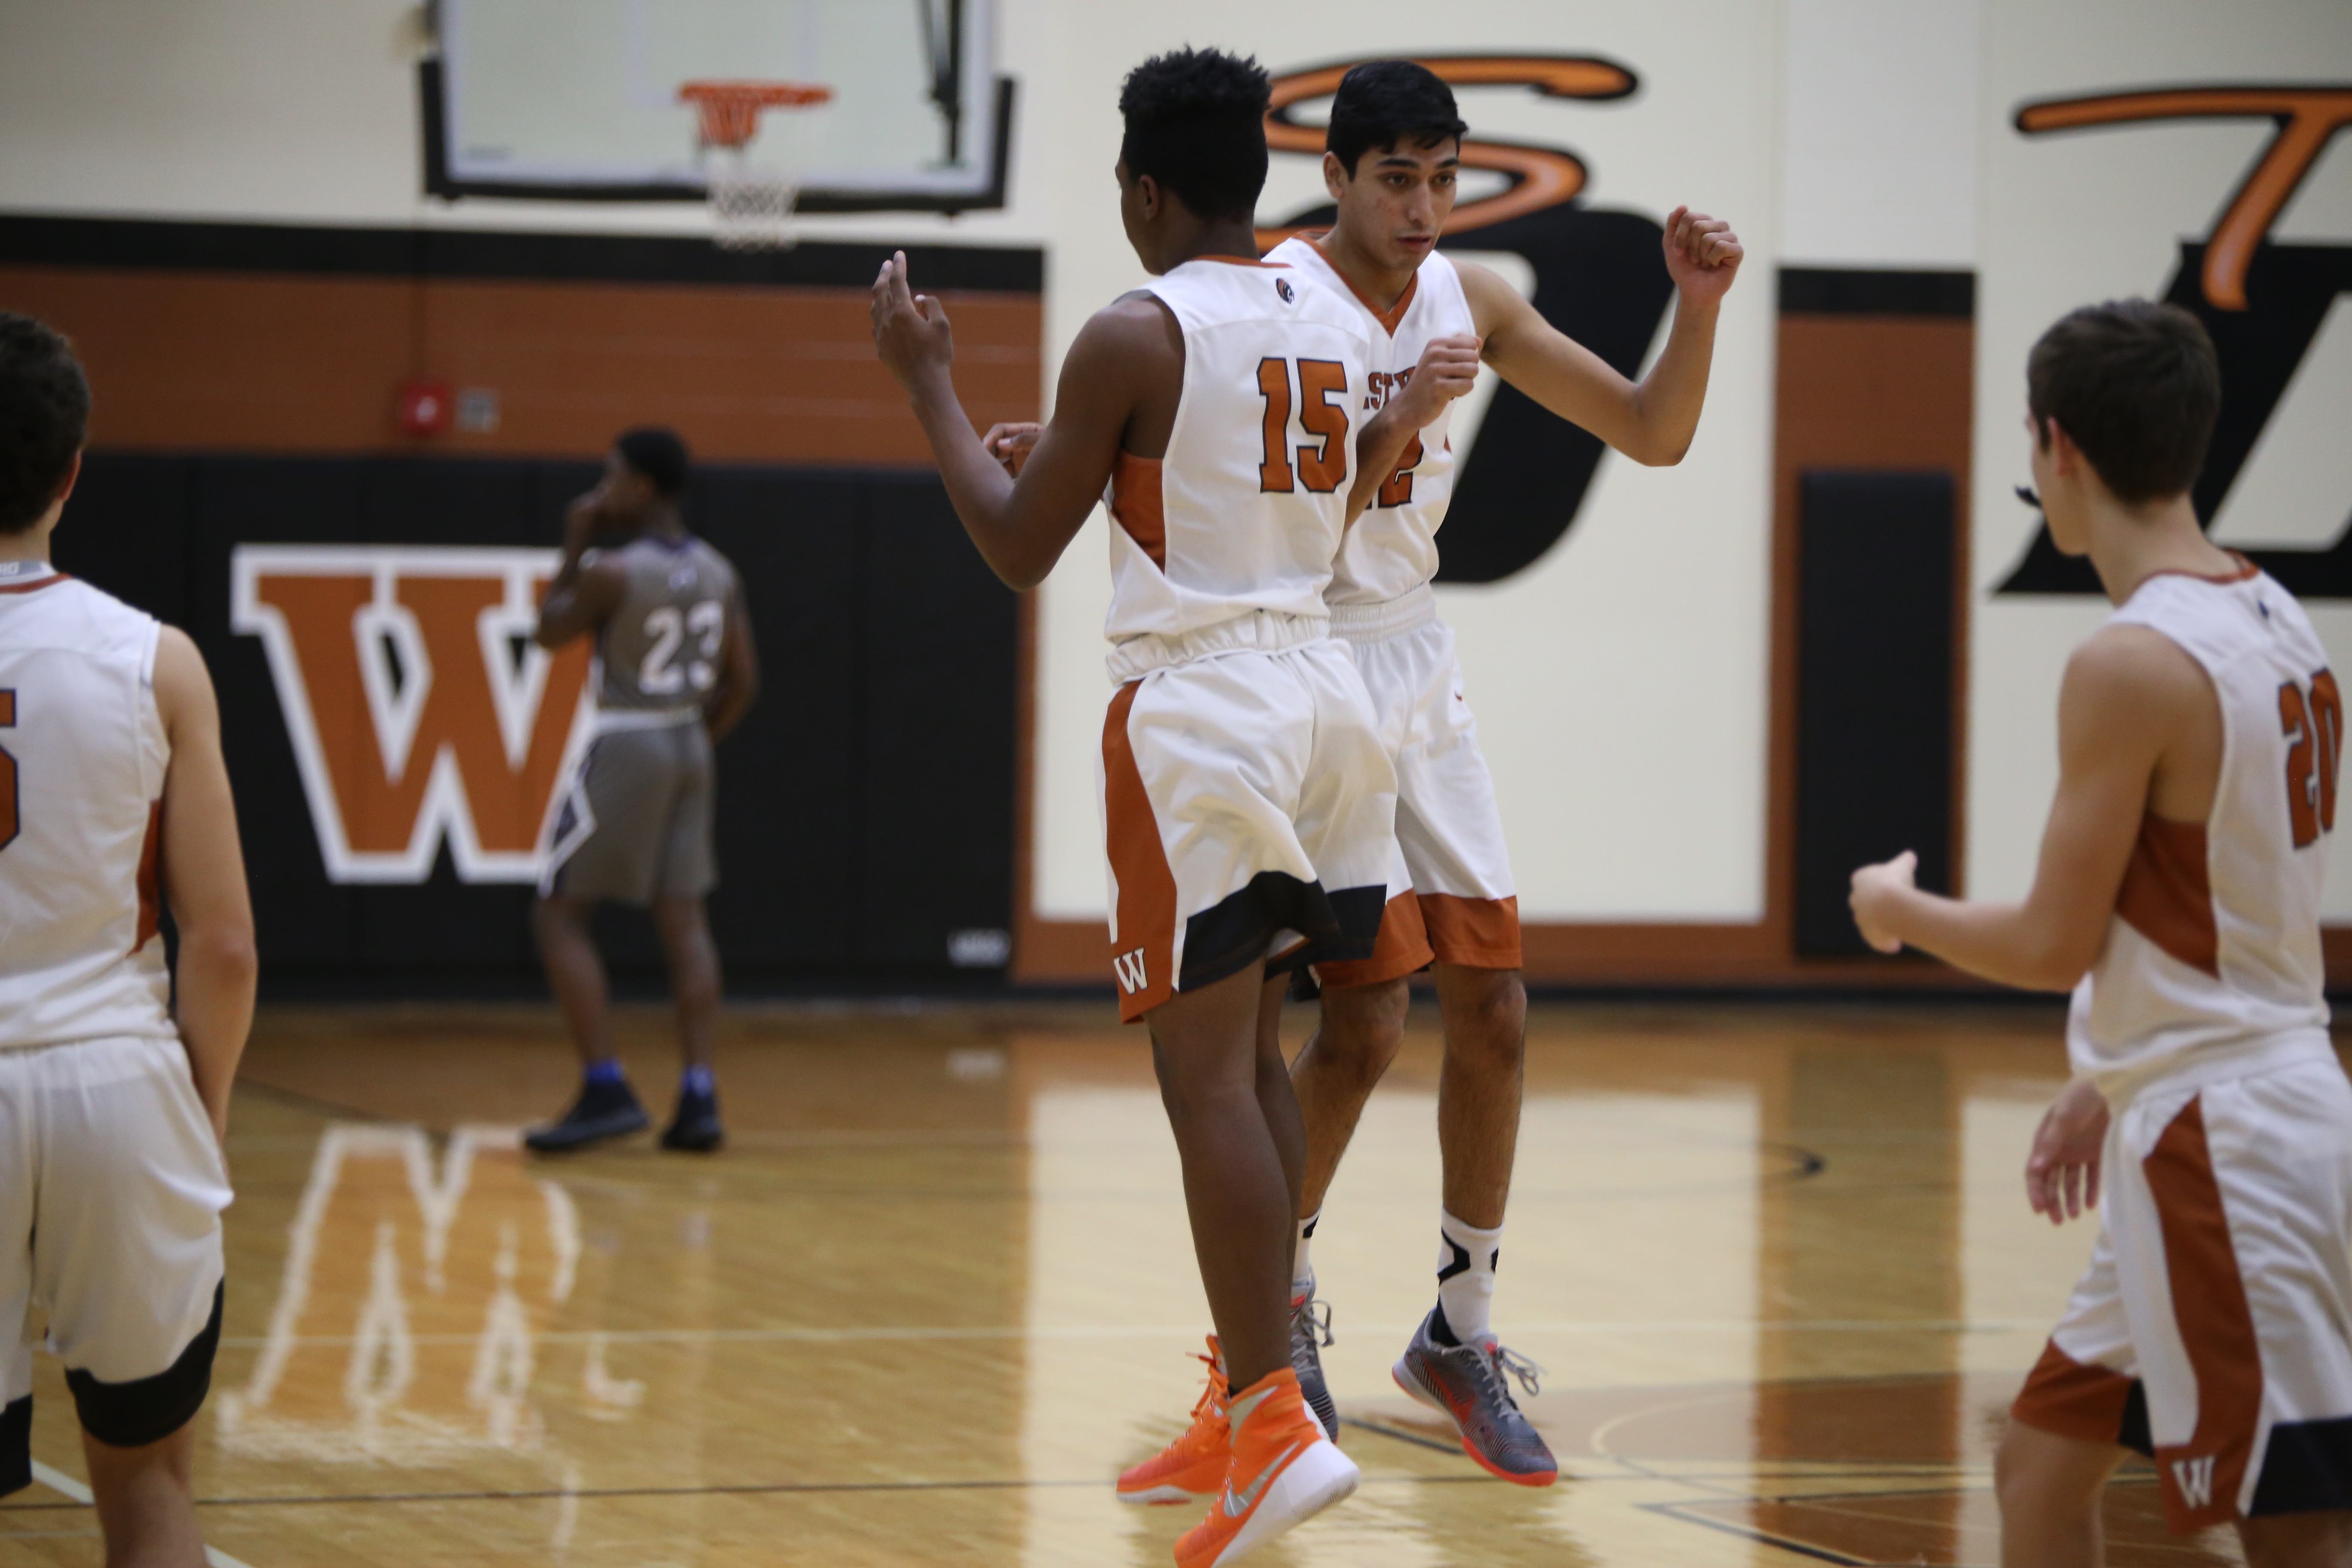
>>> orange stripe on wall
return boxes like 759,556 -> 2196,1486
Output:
0,267 -> 1040,463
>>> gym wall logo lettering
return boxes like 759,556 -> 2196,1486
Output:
1261,55 -> 1668,584
2002,86 -> 2352,597
230,546 -> 594,885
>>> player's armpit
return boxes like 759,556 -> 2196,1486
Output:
1874,625 -> 2210,991
931,294 -> 1179,592
152,625 -> 256,1144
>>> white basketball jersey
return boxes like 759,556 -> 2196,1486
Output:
2068,562 -> 2335,1098
1103,256 -> 1372,648
0,570 -> 175,1051
1267,237 -> 1474,606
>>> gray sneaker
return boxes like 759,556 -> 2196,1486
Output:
1391,1310 -> 1557,1485
1289,1289 -> 1338,1441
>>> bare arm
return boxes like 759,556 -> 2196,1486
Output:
1850,626 -> 2214,990
1462,206 -> 1743,467
152,626 -> 256,1145
1350,334 -> 1482,523
535,495 -> 628,647
873,252 -> 1168,591
704,583 -> 760,743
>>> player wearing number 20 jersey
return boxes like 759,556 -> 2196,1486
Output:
1849,301 -> 2352,1546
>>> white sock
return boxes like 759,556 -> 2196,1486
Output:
1292,1210 -> 1320,1299
1434,1210 -> 1503,1345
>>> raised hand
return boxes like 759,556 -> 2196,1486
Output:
1663,206 -> 1743,308
2025,1077 -> 2109,1225
871,250 -> 955,391
1388,333 -> 1482,430
983,422 -> 1043,477
1849,849 -> 1917,954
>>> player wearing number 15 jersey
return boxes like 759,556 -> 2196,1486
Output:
526,428 -> 760,1156
1851,301 -> 2352,1563
872,49 -> 1468,1567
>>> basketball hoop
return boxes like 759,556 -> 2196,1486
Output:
678,80 -> 833,251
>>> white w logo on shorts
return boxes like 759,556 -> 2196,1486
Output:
2172,1454 -> 2217,1510
1111,948 -> 1150,994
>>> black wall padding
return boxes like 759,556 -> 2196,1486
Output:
1795,472 -> 1955,958
56,454 -> 1017,988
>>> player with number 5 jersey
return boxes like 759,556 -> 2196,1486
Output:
1851,300 -> 2352,1561
525,427 -> 760,1157
872,48 -> 1469,1568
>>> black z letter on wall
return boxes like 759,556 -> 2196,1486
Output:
2001,88 -> 2352,597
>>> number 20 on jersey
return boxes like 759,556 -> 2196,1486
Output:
2283,669 -> 2344,849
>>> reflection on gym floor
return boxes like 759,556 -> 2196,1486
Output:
0,1002 -> 2279,1566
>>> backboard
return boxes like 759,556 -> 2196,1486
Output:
423,0 -> 1011,213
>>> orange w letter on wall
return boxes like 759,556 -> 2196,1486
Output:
231,546 -> 594,883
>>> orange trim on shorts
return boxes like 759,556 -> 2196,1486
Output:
1110,453 -> 1166,571
2145,1095 -> 2264,1531
1316,891 -> 1433,989
1102,681 -> 1177,1023
134,800 -> 163,951
1421,893 -> 1522,969
2012,1339 -> 2138,1446
2116,814 -> 2218,977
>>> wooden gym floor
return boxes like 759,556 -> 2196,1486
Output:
0,999 -> 2300,1567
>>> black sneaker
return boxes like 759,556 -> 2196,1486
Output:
1290,1286 -> 1338,1441
661,1087 -> 724,1152
524,1077 -> 649,1153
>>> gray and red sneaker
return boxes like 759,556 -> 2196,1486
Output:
1391,1310 -> 1558,1486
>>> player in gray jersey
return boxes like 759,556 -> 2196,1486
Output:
525,428 -> 759,1154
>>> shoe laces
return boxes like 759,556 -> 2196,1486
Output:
1289,1295 -> 1333,1349
1185,1338 -> 1229,1424
1480,1341 -> 1545,1406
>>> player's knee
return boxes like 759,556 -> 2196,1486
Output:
67,1285 -> 221,1454
2239,1510 -> 2352,1568
1319,980 -> 1408,1084
1993,1418 -> 2098,1520
1449,971 -> 1526,1063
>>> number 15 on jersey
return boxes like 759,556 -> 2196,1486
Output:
1256,357 -> 1350,495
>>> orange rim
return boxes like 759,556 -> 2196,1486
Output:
677,80 -> 833,148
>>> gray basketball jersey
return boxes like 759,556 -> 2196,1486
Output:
592,533 -> 740,714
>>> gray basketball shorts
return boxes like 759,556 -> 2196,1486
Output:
540,719 -> 717,903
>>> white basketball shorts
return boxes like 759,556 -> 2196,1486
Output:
1,1035 -> 231,1492
2011,1047 -> 2352,1531
1099,631 -> 1396,1023
1317,588 -> 1519,988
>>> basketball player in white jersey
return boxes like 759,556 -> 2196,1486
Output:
872,49 -> 1470,1567
526,428 -> 758,1156
0,314 -> 257,1564
1852,301 -> 2352,1566
993,60 -> 1737,1485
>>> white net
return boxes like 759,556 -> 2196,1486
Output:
704,144 -> 801,251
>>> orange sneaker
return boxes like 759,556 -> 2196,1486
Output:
1173,1366 -> 1358,1567
1117,1338 -> 1231,1505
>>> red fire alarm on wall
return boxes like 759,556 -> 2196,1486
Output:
396,377 -> 452,437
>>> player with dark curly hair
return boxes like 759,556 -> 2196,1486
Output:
873,46 -> 1469,1566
